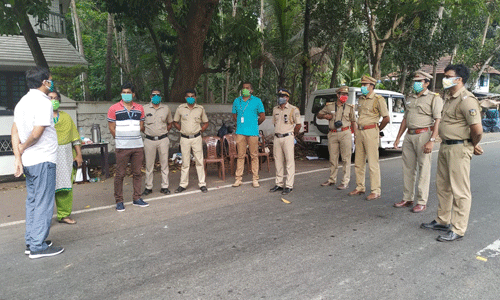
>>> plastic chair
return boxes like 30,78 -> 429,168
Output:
222,134 -> 249,175
203,136 -> 225,181
257,133 -> 270,172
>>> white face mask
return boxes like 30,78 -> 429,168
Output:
442,77 -> 459,89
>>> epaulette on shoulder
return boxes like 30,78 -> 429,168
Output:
325,102 -> 334,105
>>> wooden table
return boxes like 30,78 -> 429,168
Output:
81,142 -> 110,178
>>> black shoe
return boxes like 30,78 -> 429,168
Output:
437,230 -> 463,242
269,185 -> 283,192
281,188 -> 292,195
175,186 -> 186,193
29,245 -> 65,259
160,188 -> 171,195
200,186 -> 208,193
142,188 -> 153,196
420,220 -> 450,231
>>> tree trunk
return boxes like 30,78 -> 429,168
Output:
330,40 -> 344,88
371,43 -> 385,80
300,0 -> 311,113
105,13 -> 113,101
70,0 -> 90,100
166,0 -> 219,102
399,62 -> 408,94
431,64 -> 437,92
13,5 -> 49,70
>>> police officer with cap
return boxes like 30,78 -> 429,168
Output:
142,89 -> 173,196
393,71 -> 443,213
317,86 -> 356,190
348,75 -> 390,200
269,88 -> 301,195
421,64 -> 483,242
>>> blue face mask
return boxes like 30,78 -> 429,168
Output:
151,95 -> 161,105
45,80 -> 55,92
361,86 -> 369,96
122,93 -> 133,102
186,97 -> 195,105
413,81 -> 424,94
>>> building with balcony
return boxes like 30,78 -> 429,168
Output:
0,0 -> 87,177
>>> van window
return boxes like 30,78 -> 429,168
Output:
311,95 -> 336,114
392,97 -> 405,113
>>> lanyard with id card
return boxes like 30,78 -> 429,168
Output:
239,98 -> 251,124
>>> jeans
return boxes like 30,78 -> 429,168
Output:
24,162 -> 56,252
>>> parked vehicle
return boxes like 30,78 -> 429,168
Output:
302,87 -> 405,158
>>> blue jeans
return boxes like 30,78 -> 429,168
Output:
24,162 -> 56,252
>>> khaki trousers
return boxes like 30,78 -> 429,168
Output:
327,130 -> 352,185
179,136 -> 206,188
273,135 -> 295,188
354,127 -> 381,194
235,134 -> 259,181
435,142 -> 473,236
144,137 -> 170,189
402,131 -> 432,204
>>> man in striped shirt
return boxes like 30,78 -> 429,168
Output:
107,82 -> 149,211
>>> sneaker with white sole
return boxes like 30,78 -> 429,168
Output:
116,202 -> 125,212
133,198 -> 149,207
29,245 -> 64,259
25,240 -> 52,255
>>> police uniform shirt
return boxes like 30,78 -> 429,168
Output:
439,86 -> 481,141
404,90 -> 443,129
273,103 -> 301,134
357,92 -> 389,127
144,103 -> 173,137
319,102 -> 356,129
173,103 -> 209,135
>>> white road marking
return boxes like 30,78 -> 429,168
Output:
476,239 -> 500,258
2,139 -> 500,228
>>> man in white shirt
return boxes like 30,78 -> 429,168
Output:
11,67 -> 64,259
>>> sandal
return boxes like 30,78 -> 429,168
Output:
58,217 -> 77,224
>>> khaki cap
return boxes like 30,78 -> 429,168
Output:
413,71 -> 433,81
337,86 -> 349,93
361,75 -> 377,85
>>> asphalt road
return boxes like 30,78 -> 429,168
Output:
1,134 -> 500,300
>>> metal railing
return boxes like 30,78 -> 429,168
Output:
35,11 -> 66,38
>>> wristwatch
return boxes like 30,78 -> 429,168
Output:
429,138 -> 436,142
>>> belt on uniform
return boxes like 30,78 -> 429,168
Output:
330,126 -> 351,133
145,133 -> 168,141
407,127 -> 431,135
358,124 -> 377,130
181,132 -> 201,139
275,132 -> 293,138
443,139 -> 472,145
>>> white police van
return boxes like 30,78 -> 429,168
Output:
302,87 -> 405,158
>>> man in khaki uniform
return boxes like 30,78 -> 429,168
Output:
348,75 -> 390,200
173,89 -> 209,193
143,89 -> 173,196
317,86 -> 356,190
421,64 -> 483,242
269,88 -> 301,195
393,71 -> 443,213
